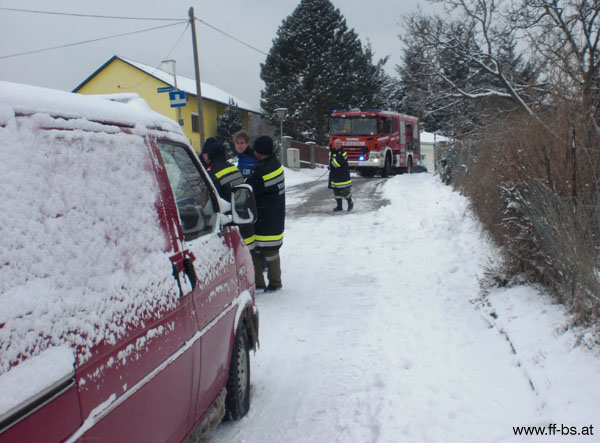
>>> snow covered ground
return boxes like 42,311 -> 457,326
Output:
204,169 -> 600,442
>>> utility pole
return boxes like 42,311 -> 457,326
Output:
189,7 -> 205,148
571,125 -> 577,207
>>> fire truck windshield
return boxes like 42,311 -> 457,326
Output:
330,116 -> 378,136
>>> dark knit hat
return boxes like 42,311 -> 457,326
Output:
206,141 -> 226,161
202,137 -> 219,154
253,135 -> 274,156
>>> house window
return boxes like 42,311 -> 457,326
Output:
191,113 -> 199,133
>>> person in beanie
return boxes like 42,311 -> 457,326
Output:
232,130 -> 258,251
233,129 -> 258,179
329,138 -> 353,211
205,139 -> 256,251
200,137 -> 219,171
204,141 -> 244,202
245,135 -> 285,292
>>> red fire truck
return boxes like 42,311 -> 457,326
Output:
328,109 -> 421,177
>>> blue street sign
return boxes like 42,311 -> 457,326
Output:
169,90 -> 186,108
157,86 -> 174,93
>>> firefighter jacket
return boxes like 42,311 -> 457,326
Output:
245,154 -> 285,251
236,147 -> 259,179
328,148 -> 352,189
209,158 -> 244,202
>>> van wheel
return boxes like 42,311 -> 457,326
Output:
224,324 -> 250,420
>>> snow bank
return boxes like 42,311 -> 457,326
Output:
485,285 -> 600,431
208,171 -> 600,442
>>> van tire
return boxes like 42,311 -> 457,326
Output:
224,324 -> 251,420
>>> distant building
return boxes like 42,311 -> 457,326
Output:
73,55 -> 260,153
420,132 -> 450,172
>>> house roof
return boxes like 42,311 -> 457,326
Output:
421,131 -> 451,144
73,55 -> 260,114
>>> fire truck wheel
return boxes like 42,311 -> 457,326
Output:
407,157 -> 413,174
360,169 -> 375,177
381,154 -> 391,177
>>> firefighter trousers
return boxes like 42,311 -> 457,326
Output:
252,249 -> 281,288
333,187 -> 352,200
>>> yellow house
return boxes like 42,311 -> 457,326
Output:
73,55 -> 259,153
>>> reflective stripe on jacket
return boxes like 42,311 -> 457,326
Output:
245,155 -> 285,250
239,226 -> 256,250
209,159 -> 243,202
328,148 -> 352,189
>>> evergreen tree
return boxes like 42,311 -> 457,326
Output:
397,12 -> 541,138
260,0 -> 387,145
397,17 -> 483,136
217,99 -> 243,158
374,72 -> 404,113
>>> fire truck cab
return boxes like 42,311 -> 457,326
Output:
328,109 -> 420,177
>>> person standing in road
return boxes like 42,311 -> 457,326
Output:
204,141 -> 244,202
245,135 -> 285,292
233,130 -> 258,179
329,138 -> 353,212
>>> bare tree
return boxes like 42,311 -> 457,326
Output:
511,0 -> 600,133
398,14 -> 495,135
401,0 -> 541,121
398,0 -> 600,324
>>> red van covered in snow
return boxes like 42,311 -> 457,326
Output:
0,81 -> 259,442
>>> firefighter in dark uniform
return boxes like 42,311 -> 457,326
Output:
245,135 -> 285,292
200,137 -> 219,171
329,138 -> 353,211
204,140 -> 256,250
204,140 -> 244,202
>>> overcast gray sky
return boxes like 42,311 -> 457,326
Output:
0,0 -> 437,109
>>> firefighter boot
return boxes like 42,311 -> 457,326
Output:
333,199 -> 343,212
251,251 -> 267,290
263,250 -> 282,292
347,198 -> 354,212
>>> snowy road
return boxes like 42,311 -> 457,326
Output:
286,172 -> 390,217
203,171 -> 600,443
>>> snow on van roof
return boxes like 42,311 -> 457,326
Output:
0,80 -> 183,134
0,81 -> 183,415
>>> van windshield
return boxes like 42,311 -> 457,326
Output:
330,117 -> 378,136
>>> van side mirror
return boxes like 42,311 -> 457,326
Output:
231,184 -> 257,225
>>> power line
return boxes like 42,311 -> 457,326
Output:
195,18 -> 268,56
0,21 -> 188,60
117,22 -> 191,90
0,7 -> 182,21
0,7 -> 270,59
